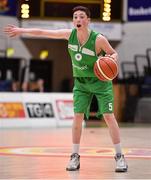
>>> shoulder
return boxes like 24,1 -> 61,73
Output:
95,33 -> 111,55
61,29 -> 72,40
67,28 -> 77,41
96,34 -> 108,44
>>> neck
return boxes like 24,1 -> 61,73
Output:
77,28 -> 90,46
77,28 -> 89,37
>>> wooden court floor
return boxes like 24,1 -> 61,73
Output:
0,125 -> 151,179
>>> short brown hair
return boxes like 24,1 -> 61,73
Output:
72,6 -> 91,18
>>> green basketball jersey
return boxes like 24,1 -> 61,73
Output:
68,29 -> 100,77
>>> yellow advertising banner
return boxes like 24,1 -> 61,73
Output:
0,103 -> 25,118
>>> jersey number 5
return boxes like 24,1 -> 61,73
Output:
108,103 -> 113,111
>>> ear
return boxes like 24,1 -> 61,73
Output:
88,18 -> 91,23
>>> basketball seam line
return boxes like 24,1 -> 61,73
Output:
105,58 -> 118,76
96,60 -> 112,80
101,59 -> 117,76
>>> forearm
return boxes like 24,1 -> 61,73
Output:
20,28 -> 42,36
20,28 -> 50,37
20,28 -> 68,39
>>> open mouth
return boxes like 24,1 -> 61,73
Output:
77,24 -> 81,28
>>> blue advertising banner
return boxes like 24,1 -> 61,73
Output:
0,0 -> 17,16
128,0 -> 151,21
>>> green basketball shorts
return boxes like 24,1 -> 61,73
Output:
73,77 -> 114,119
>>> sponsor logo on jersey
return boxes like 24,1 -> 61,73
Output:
72,63 -> 88,70
75,53 -> 82,61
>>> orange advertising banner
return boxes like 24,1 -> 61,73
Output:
0,103 -> 25,118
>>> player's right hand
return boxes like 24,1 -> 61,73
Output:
4,24 -> 22,37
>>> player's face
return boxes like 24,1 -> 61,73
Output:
73,10 -> 90,30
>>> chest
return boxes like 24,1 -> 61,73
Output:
78,37 -> 88,47
68,30 -> 100,57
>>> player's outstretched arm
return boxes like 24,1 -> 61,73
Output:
4,24 -> 72,40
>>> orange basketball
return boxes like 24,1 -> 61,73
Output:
94,56 -> 118,81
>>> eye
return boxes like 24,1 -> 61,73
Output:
80,16 -> 84,19
73,16 -> 77,19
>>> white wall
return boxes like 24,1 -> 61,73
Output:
0,16 -> 31,59
117,22 -> 151,77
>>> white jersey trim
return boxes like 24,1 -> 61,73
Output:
68,44 -> 78,52
82,48 -> 95,56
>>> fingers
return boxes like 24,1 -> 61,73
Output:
8,32 -> 16,37
105,54 -> 117,61
4,29 -> 16,37
3,24 -> 18,37
4,24 -> 15,31
4,24 -> 15,30
105,54 -> 111,58
7,24 -> 16,28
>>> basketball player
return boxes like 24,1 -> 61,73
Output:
4,6 -> 128,172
